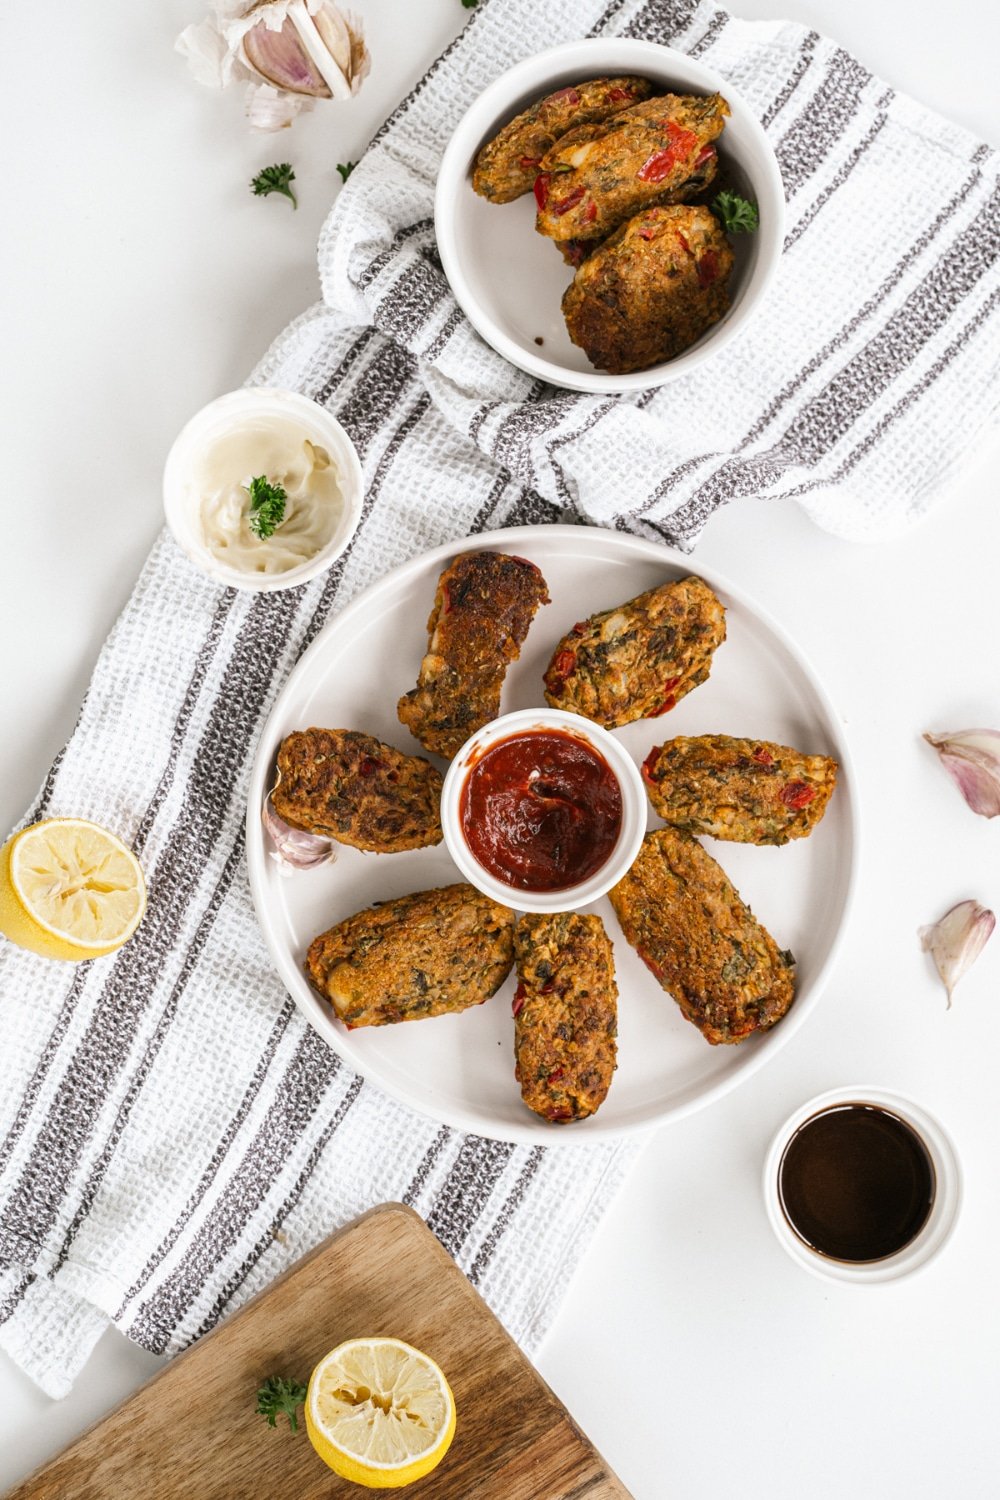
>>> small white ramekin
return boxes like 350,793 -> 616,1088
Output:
440,707 -> 646,914
435,39 -> 785,393
163,387 -> 363,592
763,1087 -> 962,1286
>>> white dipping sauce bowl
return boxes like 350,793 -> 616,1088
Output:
440,707 -> 647,914
163,388 -> 363,593
763,1087 -> 962,1285
435,39 -> 785,393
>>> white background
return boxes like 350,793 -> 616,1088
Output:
2,2 -> 999,1496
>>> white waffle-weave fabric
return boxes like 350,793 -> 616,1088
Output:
1,0 -> 998,1400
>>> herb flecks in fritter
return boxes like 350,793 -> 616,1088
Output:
543,575 -> 725,729
642,734 -> 838,845
473,77 -> 654,204
513,912 -> 618,1124
306,884 -> 515,1029
272,729 -> 443,854
398,551 -> 550,759
609,828 -> 795,1046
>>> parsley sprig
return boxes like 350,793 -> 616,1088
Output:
336,161 -> 357,183
245,475 -> 288,540
712,191 -> 759,234
251,162 -> 298,209
255,1375 -> 308,1431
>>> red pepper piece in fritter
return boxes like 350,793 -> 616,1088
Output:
398,551 -> 550,759
542,575 -> 725,730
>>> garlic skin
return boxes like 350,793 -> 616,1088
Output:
924,729 -> 1000,818
262,788 -> 338,875
177,2 -> 370,132
919,899 -> 995,1009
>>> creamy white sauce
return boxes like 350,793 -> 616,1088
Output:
192,416 -> 343,575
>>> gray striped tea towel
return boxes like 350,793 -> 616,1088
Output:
1,0 -> 998,1400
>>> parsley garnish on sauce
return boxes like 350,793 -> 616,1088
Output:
250,162 -> 298,209
245,475 -> 288,540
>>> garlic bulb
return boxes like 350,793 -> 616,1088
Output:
177,1 -> 370,132
919,899 -> 995,1008
261,786 -> 338,874
924,728 -> 1000,818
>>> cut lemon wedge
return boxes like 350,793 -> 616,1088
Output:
305,1337 -> 456,1489
0,818 -> 146,961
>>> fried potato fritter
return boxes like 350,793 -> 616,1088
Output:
398,551 -> 550,758
543,575 -> 725,729
473,77 -> 654,204
306,883 -> 515,1029
273,729 -> 443,853
513,912 -> 618,1123
609,828 -> 795,1045
555,146 -> 719,266
534,92 -> 729,244
643,734 -> 838,845
562,204 -> 734,373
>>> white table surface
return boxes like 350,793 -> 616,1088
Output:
2,2 -> 999,1496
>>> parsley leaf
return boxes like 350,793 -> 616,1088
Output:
336,161 -> 357,183
461,0 -> 479,8
250,162 -> 298,209
255,1375 -> 308,1431
245,475 -> 288,540
712,191 -> 759,235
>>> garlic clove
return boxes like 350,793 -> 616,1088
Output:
919,899 -> 995,1008
262,787 -> 338,874
243,16 -> 332,97
245,82 -> 310,131
923,728 -> 1000,818
307,3 -> 371,96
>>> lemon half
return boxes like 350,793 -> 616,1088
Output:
0,819 -> 146,961
305,1337 -> 456,1489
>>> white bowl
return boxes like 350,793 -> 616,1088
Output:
763,1087 -> 962,1285
163,388 -> 363,592
435,39 -> 785,393
440,707 -> 647,914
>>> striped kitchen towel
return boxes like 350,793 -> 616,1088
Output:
1,0 -> 998,1399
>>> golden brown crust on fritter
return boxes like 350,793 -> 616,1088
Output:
513,912 -> 617,1123
472,77 -> 654,204
562,205 -> 734,373
642,734 -> 838,845
554,149 -> 719,267
543,575 -> 725,729
397,551 -> 550,759
535,93 -> 729,243
609,828 -> 795,1045
306,883 -> 515,1029
273,729 -> 443,853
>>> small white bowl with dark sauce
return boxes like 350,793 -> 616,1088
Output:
763,1087 -> 962,1284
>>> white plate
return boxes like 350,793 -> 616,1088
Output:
247,526 -> 858,1144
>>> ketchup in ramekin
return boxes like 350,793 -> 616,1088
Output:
459,728 -> 623,892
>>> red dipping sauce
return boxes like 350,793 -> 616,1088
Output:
459,729 -> 622,892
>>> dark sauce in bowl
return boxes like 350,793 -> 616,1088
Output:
778,1103 -> 935,1263
460,728 -> 622,892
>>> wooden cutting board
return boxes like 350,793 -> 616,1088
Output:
9,1204 -> 632,1499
